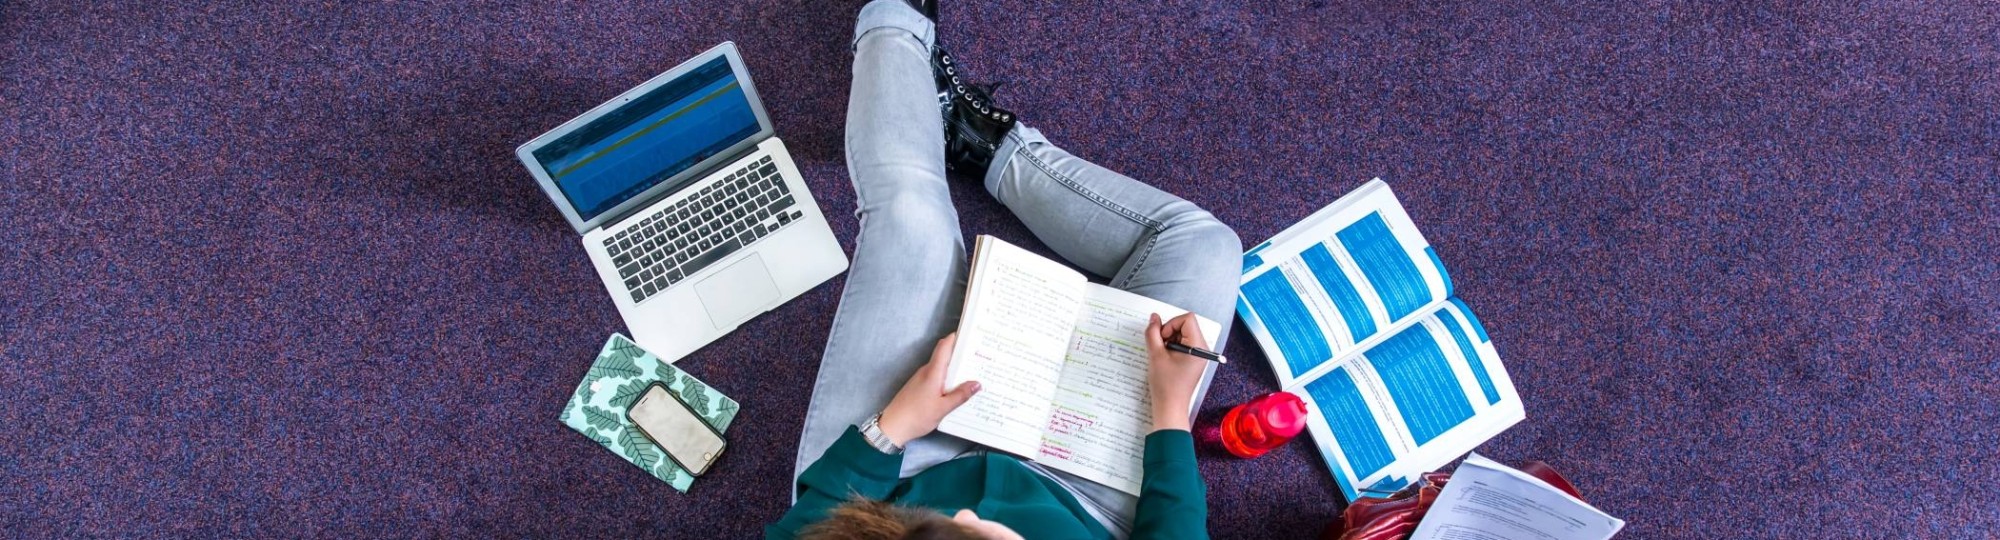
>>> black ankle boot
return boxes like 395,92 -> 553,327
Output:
903,0 -> 938,21
935,52 -> 1017,174
931,47 -> 959,120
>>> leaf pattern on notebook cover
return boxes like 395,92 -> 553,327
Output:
654,454 -> 684,485
608,379 -> 650,409
559,334 -> 740,493
683,384 -> 711,416
588,347 -> 642,380
581,406 -> 622,432
621,429 -> 660,470
583,428 -> 613,447
571,375 -> 595,406
658,368 -> 683,392
610,338 -> 646,363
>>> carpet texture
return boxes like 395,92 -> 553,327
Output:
5,0 -> 1998,537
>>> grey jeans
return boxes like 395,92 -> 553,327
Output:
792,0 -> 1242,534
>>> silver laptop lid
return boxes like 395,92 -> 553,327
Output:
516,42 -> 776,234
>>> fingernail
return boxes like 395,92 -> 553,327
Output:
969,382 -> 982,393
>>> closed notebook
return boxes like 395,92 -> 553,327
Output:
561,334 -> 740,492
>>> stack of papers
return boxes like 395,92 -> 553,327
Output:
1410,454 -> 1625,540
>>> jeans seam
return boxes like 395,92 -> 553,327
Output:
852,26 -> 934,54
1015,142 -> 1165,231
852,1 -> 935,52
1118,232 -> 1164,289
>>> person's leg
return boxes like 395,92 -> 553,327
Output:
984,123 -> 1244,534
983,123 -> 1242,345
792,0 -> 974,495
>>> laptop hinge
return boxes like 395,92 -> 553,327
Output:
601,143 -> 765,230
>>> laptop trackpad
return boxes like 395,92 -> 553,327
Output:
695,254 -> 780,329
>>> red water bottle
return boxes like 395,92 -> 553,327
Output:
1220,391 -> 1309,458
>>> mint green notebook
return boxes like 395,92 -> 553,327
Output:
561,334 -> 740,492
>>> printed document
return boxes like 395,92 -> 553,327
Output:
1410,454 -> 1625,540
1237,179 -> 1525,501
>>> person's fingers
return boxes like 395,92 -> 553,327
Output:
921,333 -> 958,382
906,333 -> 957,393
1146,313 -> 1166,350
1168,312 -> 1207,347
930,332 -> 958,365
944,380 -> 982,407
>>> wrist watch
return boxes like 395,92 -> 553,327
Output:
858,413 -> 904,454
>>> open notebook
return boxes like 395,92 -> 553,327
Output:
1237,179 -> 1524,501
939,235 -> 1220,497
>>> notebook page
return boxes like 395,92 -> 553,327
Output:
1037,285 -> 1220,496
939,236 -> 1088,457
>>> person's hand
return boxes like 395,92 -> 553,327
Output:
952,509 -> 1027,540
877,333 -> 982,446
1145,313 -> 1211,432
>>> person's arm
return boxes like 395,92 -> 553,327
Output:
765,427 -> 905,539
766,335 -> 981,539
1131,313 -> 1214,539
1133,429 -> 1208,539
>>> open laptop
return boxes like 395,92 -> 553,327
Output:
517,42 -> 847,362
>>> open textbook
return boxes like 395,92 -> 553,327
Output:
940,235 -> 1221,497
1237,179 -> 1525,501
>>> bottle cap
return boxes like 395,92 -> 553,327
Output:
1262,392 -> 1309,437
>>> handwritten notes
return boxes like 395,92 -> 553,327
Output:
1039,296 -> 1160,494
937,236 -> 1219,496
940,239 -> 1086,457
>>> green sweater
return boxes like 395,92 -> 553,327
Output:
767,427 -> 1208,539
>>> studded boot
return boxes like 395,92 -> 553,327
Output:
933,50 -> 1017,174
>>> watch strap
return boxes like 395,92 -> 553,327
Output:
859,414 -> 904,454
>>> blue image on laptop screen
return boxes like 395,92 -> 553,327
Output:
533,57 -> 761,222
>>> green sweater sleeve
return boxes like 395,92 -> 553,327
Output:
765,426 -> 904,539
1131,429 -> 1209,539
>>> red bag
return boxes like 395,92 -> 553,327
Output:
1321,462 -> 1583,540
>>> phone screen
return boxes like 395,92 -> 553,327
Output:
627,383 -> 727,476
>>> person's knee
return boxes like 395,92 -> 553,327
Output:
863,186 -> 959,239
1166,210 -> 1243,277
1179,210 -> 1243,252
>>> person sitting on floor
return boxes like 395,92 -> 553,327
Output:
769,1 -> 1241,538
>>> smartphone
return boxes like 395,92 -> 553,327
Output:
627,382 -> 727,476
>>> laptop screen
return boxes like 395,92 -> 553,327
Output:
531,56 -> 761,222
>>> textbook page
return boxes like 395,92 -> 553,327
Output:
1409,453 -> 1625,540
1237,179 -> 1454,389
1288,301 -> 1522,502
941,236 -> 1089,457
1037,286 -> 1220,496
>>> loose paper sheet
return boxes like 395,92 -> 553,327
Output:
1409,454 -> 1625,540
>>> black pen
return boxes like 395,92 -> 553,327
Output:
1166,342 -> 1228,364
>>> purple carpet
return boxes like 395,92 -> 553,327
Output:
5,0 -> 1997,537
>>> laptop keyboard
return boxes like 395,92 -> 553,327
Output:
605,155 -> 806,304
